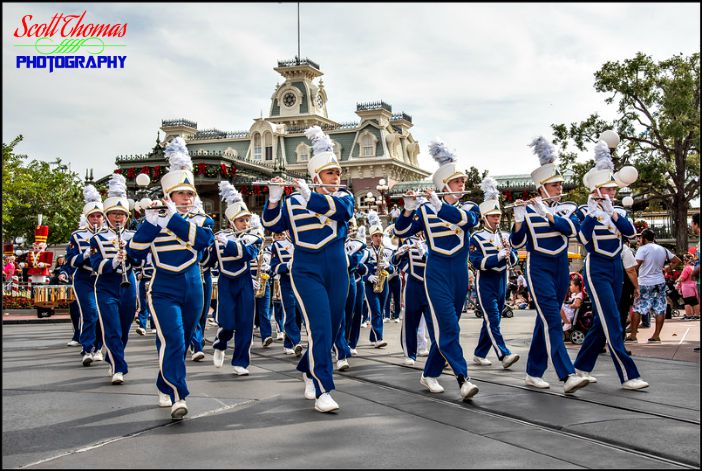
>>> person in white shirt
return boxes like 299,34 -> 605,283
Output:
630,229 -> 680,343
620,238 -> 639,348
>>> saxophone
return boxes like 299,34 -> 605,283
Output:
254,237 -> 270,298
271,276 -> 281,301
373,245 -> 389,294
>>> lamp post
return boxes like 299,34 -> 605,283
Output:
376,178 -> 389,215
599,129 -> 620,163
365,192 -> 376,213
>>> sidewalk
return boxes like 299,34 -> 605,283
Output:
2,308 -> 71,324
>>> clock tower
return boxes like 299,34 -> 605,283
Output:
268,58 -> 337,129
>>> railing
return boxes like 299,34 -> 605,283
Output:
191,130 -> 249,140
162,118 -> 197,128
277,57 -> 320,69
391,112 -> 412,123
357,101 -> 392,113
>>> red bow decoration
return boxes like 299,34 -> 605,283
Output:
114,168 -> 123,174
220,164 -> 228,176
230,164 -> 237,175
197,163 -> 207,175
141,165 -> 150,175
253,185 -> 261,196
127,168 -> 136,179
521,190 -> 530,200
504,190 -> 513,202
239,185 -> 249,196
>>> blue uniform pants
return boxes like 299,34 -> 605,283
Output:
279,277 -> 302,349
423,254 -> 470,380
69,300 -> 80,342
290,239 -> 348,398
401,277 -> 434,360
272,301 -> 284,333
384,275 -> 402,319
575,256 -> 641,383
256,283 -> 273,344
334,276 -> 353,360
96,272 -> 137,375
213,275 -> 255,368
525,252 -> 575,381
474,270 -> 512,360
149,266 -> 203,403
344,274 -> 357,339
75,270 -> 103,355
366,282 -> 388,342
137,278 -> 154,329
348,278 -> 364,349
190,271 -> 212,353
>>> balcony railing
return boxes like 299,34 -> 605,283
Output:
277,57 -> 320,69
391,112 -> 412,123
161,118 -> 197,128
356,101 -> 392,113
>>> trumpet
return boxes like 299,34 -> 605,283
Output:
114,224 -> 131,288
503,194 -> 568,209
251,180 -> 347,189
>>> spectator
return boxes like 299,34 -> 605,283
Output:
389,204 -> 401,223
630,229 -> 681,343
690,213 -> 700,353
676,254 -> 699,320
620,237 -> 640,341
3,255 -> 16,289
560,277 -> 584,331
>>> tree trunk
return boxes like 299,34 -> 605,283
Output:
673,191 -> 688,255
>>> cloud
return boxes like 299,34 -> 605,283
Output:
2,3 -> 700,182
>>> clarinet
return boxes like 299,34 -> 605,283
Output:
115,224 -> 131,288
497,230 -> 514,271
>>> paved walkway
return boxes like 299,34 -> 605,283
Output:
2,310 -> 699,468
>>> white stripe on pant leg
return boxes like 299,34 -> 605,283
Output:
423,270 -> 451,371
364,289 -> 380,342
584,256 -> 630,382
74,284 -> 85,336
145,270 -> 181,402
290,269 -> 325,394
401,279 -> 409,357
476,271 -> 500,358
526,253 -> 553,366
93,275 -> 113,369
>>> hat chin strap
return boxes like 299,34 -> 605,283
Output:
539,185 -> 551,199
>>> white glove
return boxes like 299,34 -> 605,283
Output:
58,273 -> 68,283
600,195 -> 615,216
296,179 -> 312,202
111,250 -> 124,269
216,233 -> 228,246
533,197 -> 549,217
403,196 -> 418,212
497,249 -> 507,260
83,248 -> 91,259
368,275 -> 379,284
587,195 -> 600,216
269,184 -> 285,204
157,200 -> 177,228
252,279 -> 260,291
429,192 -> 442,213
513,205 -> 527,223
261,263 -> 271,272
145,207 -> 159,225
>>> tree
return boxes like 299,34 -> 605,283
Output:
463,165 -> 489,201
552,52 -> 700,253
2,135 -> 85,247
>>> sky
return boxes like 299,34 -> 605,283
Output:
3,2 -> 700,184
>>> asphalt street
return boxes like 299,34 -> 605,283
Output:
2,310 -> 700,469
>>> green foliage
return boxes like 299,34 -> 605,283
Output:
463,166 -> 489,200
2,136 -> 84,246
551,52 -> 700,252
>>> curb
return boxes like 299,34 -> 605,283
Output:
3,318 -> 72,325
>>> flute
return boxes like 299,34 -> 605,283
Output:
390,190 -> 471,199
251,180 -> 347,189
143,204 -> 194,211
503,194 -> 568,209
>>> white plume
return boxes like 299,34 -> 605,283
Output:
250,214 -> 262,230
83,184 -> 101,204
480,176 -> 500,202
594,141 -> 614,171
428,139 -> 457,166
194,196 -> 203,210
356,226 -> 367,240
165,137 -> 193,172
367,210 -> 381,227
107,173 -> 127,198
529,136 -> 557,166
79,214 -> 87,228
219,181 -> 242,206
304,125 -> 334,155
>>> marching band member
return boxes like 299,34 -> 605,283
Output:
348,226 -> 369,353
134,253 -> 155,336
572,142 -> 648,390
392,230 -> 436,366
249,215 -> 274,348
383,225 -> 402,323
270,230 -> 304,356
363,211 -> 394,348
126,137 -> 214,420
210,182 -> 261,375
262,125 -> 355,413
394,139 -> 481,402
67,185 -> 105,366
510,137 -> 589,394
469,177 -> 520,369
90,173 -> 137,385
189,196 -> 214,361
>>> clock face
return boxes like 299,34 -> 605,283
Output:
315,94 -> 323,109
283,92 -> 296,107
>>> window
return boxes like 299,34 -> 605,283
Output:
332,140 -> 342,160
361,134 -> 375,157
253,133 -> 262,161
296,143 -> 310,162
264,132 -> 273,161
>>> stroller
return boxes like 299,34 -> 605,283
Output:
472,299 -> 514,319
564,298 -> 594,345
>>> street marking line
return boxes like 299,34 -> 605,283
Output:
678,328 -> 690,345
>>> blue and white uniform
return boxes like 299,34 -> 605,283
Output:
395,199 -> 481,383
210,230 -> 261,367
263,189 -> 354,398
251,243 -> 273,345
510,201 -> 580,381
90,227 -> 137,376
573,205 -> 641,382
392,236 -> 436,361
135,254 -> 155,331
362,244 -> 395,343
190,244 -> 214,354
127,210 -> 214,404
270,237 -> 302,351
66,227 -> 103,356
349,246 -> 369,350
344,238 -> 366,347
469,228 -> 519,361
384,246 -> 402,321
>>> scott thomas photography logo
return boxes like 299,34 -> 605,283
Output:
13,10 -> 127,73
